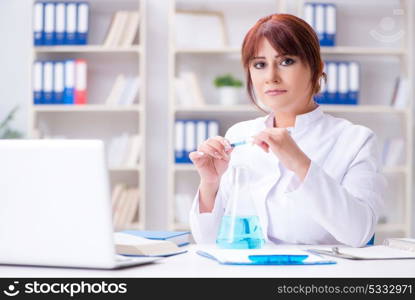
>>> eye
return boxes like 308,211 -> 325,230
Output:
252,61 -> 266,69
281,58 -> 295,66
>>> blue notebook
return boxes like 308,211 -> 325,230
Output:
197,249 -> 336,265
122,230 -> 191,247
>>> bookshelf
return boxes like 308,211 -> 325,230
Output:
167,0 -> 414,243
28,0 -> 147,230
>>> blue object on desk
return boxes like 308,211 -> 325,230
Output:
248,255 -> 308,265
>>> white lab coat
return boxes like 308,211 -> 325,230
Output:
189,105 -> 386,247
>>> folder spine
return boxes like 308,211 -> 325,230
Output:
33,2 -> 44,46
76,2 -> 89,45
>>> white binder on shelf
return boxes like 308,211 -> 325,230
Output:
53,61 -> 65,104
314,4 -> 324,45
348,62 -> 360,105
207,120 -> 219,138
65,3 -> 77,45
303,3 -> 314,28
33,2 -> 44,45
44,2 -> 55,45
33,61 -> 43,104
184,121 -> 196,163
55,3 -> 66,45
326,61 -> 337,104
43,61 -> 54,104
325,4 -> 336,46
338,62 -> 348,105
175,120 -> 185,163
76,2 -> 89,45
63,59 -> 75,104
196,120 -> 207,148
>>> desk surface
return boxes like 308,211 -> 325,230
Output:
1,244 -> 415,278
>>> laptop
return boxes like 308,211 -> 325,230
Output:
0,139 -> 160,269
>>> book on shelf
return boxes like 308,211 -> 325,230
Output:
107,134 -> 142,168
123,134 -> 142,166
118,76 -> 140,105
175,71 -> 206,107
107,133 -> 130,167
111,184 -> 140,231
121,230 -> 191,247
103,10 -> 140,47
105,75 -> 140,106
114,232 -> 187,257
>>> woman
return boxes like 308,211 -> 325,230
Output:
189,14 -> 385,247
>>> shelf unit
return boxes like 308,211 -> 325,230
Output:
168,0 -> 414,241
28,0 -> 147,230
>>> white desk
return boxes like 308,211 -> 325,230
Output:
1,244 -> 415,278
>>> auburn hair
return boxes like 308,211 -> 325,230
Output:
241,14 -> 326,109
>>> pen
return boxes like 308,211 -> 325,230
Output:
230,137 -> 254,148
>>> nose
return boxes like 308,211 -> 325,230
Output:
265,63 -> 281,84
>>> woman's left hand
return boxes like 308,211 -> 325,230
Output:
252,128 -> 311,180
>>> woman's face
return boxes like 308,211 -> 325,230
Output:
249,38 -> 313,113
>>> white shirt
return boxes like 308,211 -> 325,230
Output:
189,105 -> 386,247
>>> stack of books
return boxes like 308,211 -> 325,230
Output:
33,1 -> 89,46
33,59 -> 87,105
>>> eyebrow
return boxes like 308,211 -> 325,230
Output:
251,54 -> 286,60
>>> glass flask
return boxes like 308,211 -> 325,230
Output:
216,165 -> 265,249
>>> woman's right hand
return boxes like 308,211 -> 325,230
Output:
189,136 -> 233,184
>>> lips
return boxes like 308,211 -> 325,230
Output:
265,89 -> 287,96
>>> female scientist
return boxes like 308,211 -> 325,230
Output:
188,14 -> 385,247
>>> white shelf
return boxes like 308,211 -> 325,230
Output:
33,105 -> 142,112
34,45 -> 141,53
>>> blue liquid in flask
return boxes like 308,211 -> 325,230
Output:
216,215 -> 265,249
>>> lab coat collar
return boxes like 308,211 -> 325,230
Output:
264,105 -> 323,133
